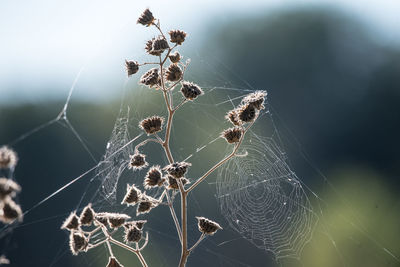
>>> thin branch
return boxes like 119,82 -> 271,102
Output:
173,98 -> 187,112
135,138 -> 163,152
189,233 -> 205,252
165,189 -> 183,244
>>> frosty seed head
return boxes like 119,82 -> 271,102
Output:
107,257 -> 124,267
0,199 -> 23,224
0,146 -> 18,169
180,81 -> 203,100
121,184 -> 141,206
69,231 -> 88,255
144,166 -> 164,189
196,217 -> 222,235
124,220 -> 147,230
165,64 -> 183,82
237,103 -> 258,123
222,127 -> 244,144
140,68 -> 160,88
0,178 -> 21,199
125,60 -> 139,76
169,29 -> 187,45
139,116 -> 164,135
145,37 -> 169,56
241,90 -> 267,110
129,153 -> 148,170
136,195 -> 157,216
124,225 -> 142,243
94,212 -> 130,228
137,8 -> 154,26
225,109 -> 241,126
61,211 -> 80,230
167,176 -> 189,190
163,162 -> 191,179
79,203 -> 95,226
169,51 -> 181,63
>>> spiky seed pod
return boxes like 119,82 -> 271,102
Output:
145,37 -> 169,56
107,257 -> 124,267
121,184 -> 141,206
169,30 -> 187,45
167,175 -> 189,190
137,8 -> 154,26
107,213 -> 131,229
225,109 -> 241,126
125,60 -> 139,76
94,213 -> 110,227
241,90 -> 267,110
0,199 -> 23,224
69,231 -> 88,255
180,81 -> 203,100
144,166 -> 164,189
140,68 -> 160,88
169,51 -> 181,63
237,103 -> 258,123
61,212 -> 80,230
79,203 -> 95,226
124,220 -> 147,230
196,217 -> 222,235
0,178 -> 21,199
163,162 -> 191,179
124,225 -> 142,243
139,116 -> 164,135
0,146 -> 18,169
222,127 -> 244,144
136,195 -> 157,216
128,153 -> 148,170
165,64 -> 183,82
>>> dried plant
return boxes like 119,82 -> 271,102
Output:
61,8 -> 266,267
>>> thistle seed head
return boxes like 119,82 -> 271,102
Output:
124,225 -> 142,243
129,153 -> 148,170
167,176 -> 189,190
79,203 -> 95,226
125,60 -> 139,76
94,213 -> 110,227
225,109 -> 241,126
237,103 -> 258,123
241,90 -> 267,110
165,64 -> 183,82
69,231 -> 88,255
180,81 -> 203,101
124,220 -> 147,230
61,211 -> 80,230
121,184 -> 141,206
140,68 -> 160,88
222,127 -> 244,144
107,213 -> 131,229
107,257 -> 124,267
169,51 -> 181,63
169,29 -> 187,45
163,161 -> 191,179
0,146 -> 18,169
136,195 -> 157,216
145,37 -> 169,56
0,178 -> 21,199
0,199 -> 23,224
139,116 -> 164,135
196,217 -> 222,235
137,8 -> 154,26
144,166 -> 164,189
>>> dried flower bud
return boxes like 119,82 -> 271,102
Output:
225,109 -> 241,126
125,60 -> 139,76
169,30 -> 187,45
167,176 -> 189,190
107,257 -> 124,267
140,68 -> 160,88
128,153 -> 148,170
139,116 -> 164,135
121,184 -> 141,206
169,51 -> 181,63
222,127 -> 244,144
145,37 -> 169,56
165,64 -> 183,82
0,146 -> 18,169
180,81 -> 203,101
0,199 -> 23,224
137,195 -> 157,216
94,213 -> 110,227
124,220 -> 147,230
196,217 -> 222,235
0,178 -> 21,199
108,213 -> 131,228
237,103 -> 258,123
144,166 -> 164,189
137,8 -> 154,26
241,90 -> 267,110
69,231 -> 88,255
124,225 -> 142,243
79,203 -> 95,226
163,162 -> 191,179
61,212 -> 80,230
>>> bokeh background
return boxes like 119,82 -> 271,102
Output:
0,0 -> 399,266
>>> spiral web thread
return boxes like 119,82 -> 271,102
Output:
216,134 -> 318,260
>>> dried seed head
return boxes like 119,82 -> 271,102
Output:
139,116 -> 164,135
221,127 -> 244,144
241,90 -> 267,110
124,225 -> 142,243
225,109 -> 241,126
180,81 -> 203,100
121,184 -> 142,206
169,30 -> 187,45
0,199 -> 23,224
124,220 -> 147,230
165,64 -> 183,82
79,203 -> 95,226
94,213 -> 110,227
137,8 -> 154,26
0,146 -> 18,169
137,195 -> 158,216
144,166 -> 165,189
107,257 -> 124,267
129,153 -> 148,170
169,51 -> 181,63
108,213 -> 131,228
69,231 -> 88,255
145,37 -> 169,56
196,217 -> 222,235
0,255 -> 10,265
0,178 -> 21,199
61,212 -> 80,230
163,162 -> 191,179
125,60 -> 139,76
140,68 -> 160,88
167,175 -> 190,190
237,103 -> 258,123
